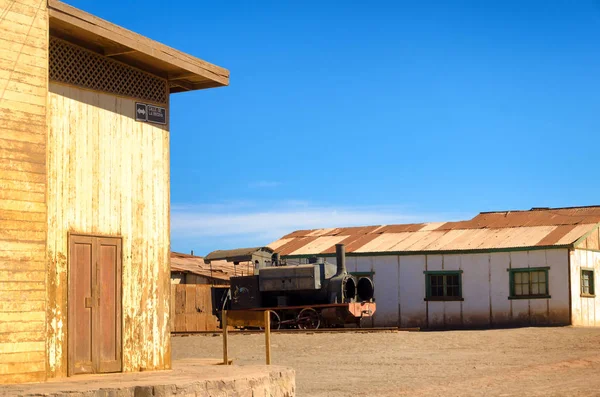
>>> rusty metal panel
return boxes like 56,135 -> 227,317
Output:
305,228 -> 337,237
68,236 -> 94,375
421,229 -> 467,251
269,207 -> 600,257
400,231 -> 447,251
277,236 -> 321,256
323,233 -> 381,254
376,223 -> 426,233
267,237 -> 295,251
288,235 -> 348,256
557,224 -> 599,246
355,233 -> 411,253
389,231 -> 433,251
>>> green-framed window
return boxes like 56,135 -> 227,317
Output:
581,269 -> 595,297
508,267 -> 550,299
424,270 -> 463,301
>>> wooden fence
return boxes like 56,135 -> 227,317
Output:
170,284 -> 220,332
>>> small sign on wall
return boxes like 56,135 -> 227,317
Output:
135,102 -> 167,125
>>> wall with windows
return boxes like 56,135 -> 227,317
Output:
570,249 -> 600,326
312,248 -> 571,329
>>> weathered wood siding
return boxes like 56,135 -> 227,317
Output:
571,249 -> 600,326
170,284 -> 220,332
0,0 -> 48,385
47,82 -> 171,378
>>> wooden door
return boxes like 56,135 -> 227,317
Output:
69,235 -> 122,376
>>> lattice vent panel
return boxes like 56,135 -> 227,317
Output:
50,38 -> 168,104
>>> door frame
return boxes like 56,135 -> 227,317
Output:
67,233 -> 123,376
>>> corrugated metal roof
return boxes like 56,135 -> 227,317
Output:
171,252 -> 252,281
204,247 -> 273,262
268,206 -> 600,257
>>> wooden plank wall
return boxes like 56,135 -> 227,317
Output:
171,285 -> 219,332
47,82 -> 171,377
0,0 -> 48,385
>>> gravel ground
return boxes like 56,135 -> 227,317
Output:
172,327 -> 600,396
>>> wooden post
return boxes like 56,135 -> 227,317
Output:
264,310 -> 271,365
222,310 -> 228,365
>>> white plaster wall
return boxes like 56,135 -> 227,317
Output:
461,254 -> 491,327
371,256 -> 399,327
355,248 -> 570,328
571,249 -> 600,326
546,249 -> 570,325
490,252 -> 511,325
398,255 -> 427,328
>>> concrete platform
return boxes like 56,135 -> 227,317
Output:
0,359 -> 295,397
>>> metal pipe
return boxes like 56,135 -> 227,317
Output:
335,244 -> 346,276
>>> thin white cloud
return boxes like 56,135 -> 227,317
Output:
171,201 -> 465,247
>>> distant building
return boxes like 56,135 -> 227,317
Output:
203,247 -> 274,276
170,252 -> 234,285
268,206 -> 600,329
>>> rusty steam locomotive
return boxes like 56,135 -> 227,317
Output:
212,244 -> 376,329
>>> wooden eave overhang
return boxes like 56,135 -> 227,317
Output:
48,0 -> 229,93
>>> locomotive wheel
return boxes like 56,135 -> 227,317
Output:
296,308 -> 321,330
260,311 -> 281,330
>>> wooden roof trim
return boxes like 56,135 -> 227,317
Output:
47,0 -> 229,86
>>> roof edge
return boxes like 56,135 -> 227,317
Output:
282,244 -> 573,259
480,205 -> 600,215
572,222 -> 600,248
48,0 -> 229,88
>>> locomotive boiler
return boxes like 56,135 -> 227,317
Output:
213,244 -> 376,329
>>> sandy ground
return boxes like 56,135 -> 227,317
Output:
172,327 -> 600,396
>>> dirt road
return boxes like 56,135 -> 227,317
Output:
172,327 -> 600,396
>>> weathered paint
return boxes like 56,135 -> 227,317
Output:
0,0 -> 48,385
46,82 -> 171,378
570,249 -> 600,326
307,248 -> 571,329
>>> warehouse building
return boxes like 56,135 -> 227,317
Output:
170,248 -> 271,285
170,252 -> 234,285
268,206 -> 600,329
0,0 -> 228,384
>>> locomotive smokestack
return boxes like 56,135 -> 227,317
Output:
335,244 -> 346,276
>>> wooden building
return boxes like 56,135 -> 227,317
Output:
0,0 -> 228,384
170,252 -> 236,285
169,252 -> 233,333
269,206 -> 600,329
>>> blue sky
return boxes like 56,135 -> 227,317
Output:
69,1 -> 600,255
